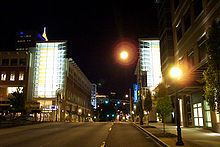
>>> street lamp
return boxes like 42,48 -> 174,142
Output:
120,51 -> 129,60
170,66 -> 184,146
56,88 -> 60,122
78,108 -> 82,122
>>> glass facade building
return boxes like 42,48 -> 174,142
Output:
33,42 -> 66,99
139,39 -> 162,90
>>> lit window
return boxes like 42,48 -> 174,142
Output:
1,72 -> 6,81
193,103 -> 204,127
7,87 -> 23,94
19,72 -> 24,80
10,72 -> 15,81
216,112 -> 220,123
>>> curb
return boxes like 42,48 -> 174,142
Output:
132,123 -> 169,147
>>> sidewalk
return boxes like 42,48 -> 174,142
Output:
143,122 -> 220,147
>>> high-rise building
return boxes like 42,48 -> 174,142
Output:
65,58 -> 92,122
0,51 -> 34,113
91,84 -> 97,109
157,0 -> 220,132
16,28 -> 48,51
32,41 -> 67,121
156,0 -> 174,83
139,38 -> 162,90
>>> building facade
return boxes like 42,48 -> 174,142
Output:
32,41 -> 67,121
0,51 -> 33,114
139,38 -> 162,90
91,84 -> 97,109
158,0 -> 220,132
65,58 -> 92,122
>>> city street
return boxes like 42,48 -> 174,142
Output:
0,122 -> 160,147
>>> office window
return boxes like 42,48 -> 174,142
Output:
10,72 -> 15,81
1,72 -> 6,81
19,72 -> 24,81
198,35 -> 207,62
174,0 -> 180,10
19,58 -> 26,66
187,49 -> 195,67
176,22 -> 182,42
193,0 -> 203,19
184,10 -> 191,32
11,59 -> 18,66
2,59 -> 9,66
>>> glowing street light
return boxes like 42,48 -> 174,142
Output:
120,51 -> 129,60
78,108 -> 82,114
170,67 -> 182,80
113,40 -> 138,66
170,66 -> 184,146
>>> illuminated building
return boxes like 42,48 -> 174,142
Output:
157,0 -> 220,132
32,41 -> 67,121
16,29 -> 46,51
65,58 -> 92,122
0,51 -> 33,113
139,38 -> 162,90
91,84 -> 97,109
133,83 -> 138,103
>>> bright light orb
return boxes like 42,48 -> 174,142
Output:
170,67 -> 182,80
113,39 -> 138,66
120,51 -> 128,60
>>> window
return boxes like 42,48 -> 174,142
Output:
193,0 -> 203,19
198,35 -> 207,62
144,42 -> 150,48
2,59 -> 9,66
186,96 -> 192,126
204,101 -> 212,127
10,72 -> 15,81
1,72 -> 6,81
19,58 -> 26,66
184,10 -> 191,32
19,72 -> 24,81
216,111 -> 220,123
174,0 -> 180,10
176,22 -> 182,42
187,49 -> 195,67
193,103 -> 204,127
11,59 -> 18,66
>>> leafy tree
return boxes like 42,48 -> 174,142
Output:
155,82 -> 173,133
8,87 -> 26,116
143,89 -> 152,113
143,89 -> 152,125
135,99 -> 144,125
156,96 -> 173,134
203,21 -> 220,112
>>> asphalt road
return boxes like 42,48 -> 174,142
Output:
0,122 -> 160,147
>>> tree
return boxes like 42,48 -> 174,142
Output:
155,82 -> 173,133
156,96 -> 173,134
143,89 -> 152,125
144,89 -> 152,113
135,99 -> 144,125
203,20 -> 220,112
8,87 -> 26,116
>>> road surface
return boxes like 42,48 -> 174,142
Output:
0,122 -> 160,147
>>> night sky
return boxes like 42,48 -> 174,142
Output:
0,0 -> 158,98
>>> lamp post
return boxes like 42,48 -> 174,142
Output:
118,49 -> 144,125
56,88 -> 61,122
170,67 -> 184,146
78,108 -> 82,122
